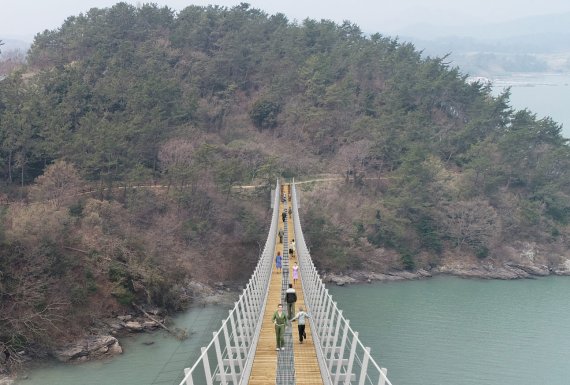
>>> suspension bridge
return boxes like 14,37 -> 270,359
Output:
178,181 -> 393,385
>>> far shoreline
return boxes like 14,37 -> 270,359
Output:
322,262 -> 570,287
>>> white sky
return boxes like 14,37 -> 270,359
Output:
2,0 -> 570,41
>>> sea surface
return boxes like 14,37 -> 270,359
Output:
329,276 -> 570,385
16,304 -> 228,385
18,276 -> 570,385
492,72 -> 570,137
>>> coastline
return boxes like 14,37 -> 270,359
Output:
3,260 -> 568,384
5,247 -> 570,384
1,284 -> 238,385
323,260 -> 570,286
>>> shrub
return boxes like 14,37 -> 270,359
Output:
5,203 -> 70,246
249,99 -> 280,129
70,286 -> 88,305
401,252 -> 416,271
112,286 -> 135,305
416,215 -> 443,254
108,263 -> 128,282
68,201 -> 84,217
475,246 -> 490,259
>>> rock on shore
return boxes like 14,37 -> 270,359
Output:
54,335 -> 122,363
0,375 -> 14,385
433,262 -> 548,279
323,269 -> 433,285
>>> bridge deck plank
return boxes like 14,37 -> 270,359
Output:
248,197 -> 288,385
288,193 -> 324,385
249,184 -> 324,385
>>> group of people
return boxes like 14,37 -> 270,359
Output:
272,234 -> 309,349
275,252 -> 298,285
281,192 -> 291,203
273,245 -> 304,351
282,206 -> 293,223
273,193 -> 308,351
272,283 -> 311,350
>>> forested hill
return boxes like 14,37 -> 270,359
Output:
2,2 -> 570,358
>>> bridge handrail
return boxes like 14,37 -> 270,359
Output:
291,181 -> 393,385
179,181 -> 281,385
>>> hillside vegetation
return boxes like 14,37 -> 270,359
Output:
1,2 -> 570,360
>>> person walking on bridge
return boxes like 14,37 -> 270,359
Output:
292,262 -> 299,286
275,251 -> 282,274
285,283 -> 297,320
291,306 -> 311,344
272,304 -> 287,351
289,239 -> 296,259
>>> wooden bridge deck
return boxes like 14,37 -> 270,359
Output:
249,185 -> 324,385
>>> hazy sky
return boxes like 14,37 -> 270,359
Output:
2,0 -> 570,41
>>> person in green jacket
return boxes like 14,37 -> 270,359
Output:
272,304 -> 287,350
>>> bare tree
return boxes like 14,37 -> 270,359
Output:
0,48 -> 26,76
336,140 -> 371,183
0,273 -> 68,367
158,138 -> 196,190
439,199 -> 499,250
29,160 -> 83,207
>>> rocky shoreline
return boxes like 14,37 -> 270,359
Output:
57,284 -> 238,364
0,312 -> 167,384
323,258 -> 570,286
3,255 -> 569,384
0,282 -> 239,385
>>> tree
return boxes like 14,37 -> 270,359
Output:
439,200 -> 499,252
158,138 -> 197,190
215,158 -> 245,197
336,140 -> 371,184
249,99 -> 280,129
29,160 -> 83,207
0,74 -> 38,185
0,202 -> 71,359
0,42 -> 27,73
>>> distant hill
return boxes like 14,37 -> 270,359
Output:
398,11 -> 570,43
392,12 -> 570,75
0,38 -> 30,56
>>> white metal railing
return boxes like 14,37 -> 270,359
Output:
179,181 -> 281,385
291,181 -> 393,385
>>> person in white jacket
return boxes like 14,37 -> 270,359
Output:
291,306 -> 311,343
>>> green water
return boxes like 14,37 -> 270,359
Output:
19,277 -> 570,385
17,304 -> 228,385
329,276 -> 570,385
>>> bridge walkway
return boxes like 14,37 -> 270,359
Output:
179,180 -> 392,385
290,247 -> 322,385
249,184 -> 323,384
